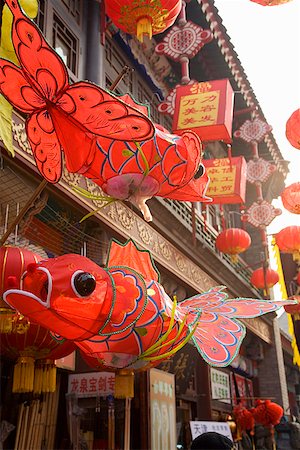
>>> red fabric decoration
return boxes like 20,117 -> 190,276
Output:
105,0 -> 182,42
276,226 -> 300,261
250,267 -> 279,289
252,400 -> 283,427
234,405 -> 255,433
216,228 -> 251,263
286,109 -> 300,150
281,183 -> 300,214
4,239 -> 294,371
0,1 -> 211,222
284,296 -> 300,315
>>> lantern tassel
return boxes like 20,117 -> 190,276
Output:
12,356 -> 35,393
136,17 -> 152,42
34,360 -> 57,394
0,307 -> 14,333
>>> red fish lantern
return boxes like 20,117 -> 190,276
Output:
252,400 -> 283,427
286,109 -> 300,149
284,296 -> 300,316
172,79 -> 234,143
250,0 -> 293,5
216,228 -> 251,263
250,267 -> 279,290
105,0 -> 182,42
0,1 -> 210,222
276,226 -> 300,261
281,183 -> 300,214
3,239 -> 294,371
0,246 -> 40,333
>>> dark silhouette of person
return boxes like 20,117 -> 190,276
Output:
191,431 -> 234,450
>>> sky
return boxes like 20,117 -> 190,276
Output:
214,0 -> 300,233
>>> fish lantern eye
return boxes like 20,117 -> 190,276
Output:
72,272 -> 96,297
194,164 -> 205,179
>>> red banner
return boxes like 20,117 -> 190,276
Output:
172,79 -> 234,143
203,156 -> 247,204
230,373 -> 254,408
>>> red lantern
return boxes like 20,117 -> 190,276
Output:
276,226 -> 300,261
250,0 -> 292,5
281,183 -> 300,214
284,295 -> 300,316
234,404 -> 255,433
286,109 -> 300,149
1,321 -> 75,393
105,0 -> 182,42
216,228 -> 251,263
0,246 -> 41,333
252,400 -> 283,427
250,267 -> 279,289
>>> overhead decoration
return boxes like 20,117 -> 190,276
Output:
281,182 -> 300,214
158,80 -> 196,116
286,109 -> 300,149
246,158 -> 276,184
250,0 -> 293,5
203,156 -> 247,204
0,0 -> 212,223
172,79 -> 234,143
105,0 -> 182,42
216,228 -> 251,263
241,200 -> 282,228
234,118 -> 272,143
0,245 -> 40,333
275,226 -> 300,261
250,267 -> 279,290
3,239 -> 294,371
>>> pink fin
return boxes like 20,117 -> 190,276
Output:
107,239 -> 160,282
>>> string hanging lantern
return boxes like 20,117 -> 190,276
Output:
281,182 -> 300,214
286,109 -> 300,149
275,226 -> 300,261
250,267 -> 279,290
215,228 -> 251,263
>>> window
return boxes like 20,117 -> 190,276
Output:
61,0 -> 81,25
53,13 -> 78,76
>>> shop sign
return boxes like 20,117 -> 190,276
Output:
190,421 -> 233,441
230,373 -> 253,407
68,372 -> 115,398
203,156 -> 247,204
149,368 -> 177,450
210,368 -> 231,404
172,79 -> 234,143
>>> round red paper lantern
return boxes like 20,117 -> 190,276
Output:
105,0 -> 182,41
251,0 -> 293,5
250,267 -> 279,289
276,226 -> 300,261
286,109 -> 300,149
281,183 -> 300,214
0,246 -> 41,333
284,295 -> 300,315
252,400 -> 283,427
234,405 -> 255,433
216,228 -> 251,263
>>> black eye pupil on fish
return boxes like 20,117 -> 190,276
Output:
73,272 -> 96,297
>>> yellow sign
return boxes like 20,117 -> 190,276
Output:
177,90 -> 220,129
206,162 -> 236,197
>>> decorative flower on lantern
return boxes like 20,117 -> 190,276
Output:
275,226 -> 300,261
216,228 -> 251,263
250,267 -> 279,290
286,109 -> 300,149
105,0 -> 182,42
281,183 -> 300,215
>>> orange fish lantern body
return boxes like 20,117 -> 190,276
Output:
0,0 -> 209,222
105,0 -> 182,42
4,239 -> 294,371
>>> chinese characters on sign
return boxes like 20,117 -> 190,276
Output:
172,79 -> 234,143
190,421 -> 233,441
68,372 -> 115,398
210,368 -> 231,404
203,157 -> 247,204
150,368 -> 177,450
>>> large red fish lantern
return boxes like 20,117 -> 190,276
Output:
250,267 -> 279,290
216,228 -> 251,263
281,183 -> 300,214
105,0 -> 182,42
286,109 -> 300,149
4,239 -> 294,371
276,226 -> 300,261
0,246 -> 40,333
0,0 -> 210,222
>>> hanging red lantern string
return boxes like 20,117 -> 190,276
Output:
216,228 -> 251,263
250,267 -> 279,290
275,226 -> 300,261
286,109 -> 300,149
281,182 -> 300,214
105,0 -> 182,42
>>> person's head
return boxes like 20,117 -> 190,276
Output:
191,431 -> 233,450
